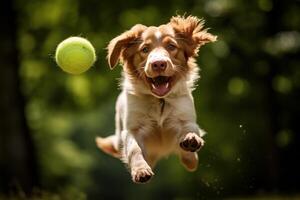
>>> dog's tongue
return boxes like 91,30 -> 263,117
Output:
151,82 -> 170,96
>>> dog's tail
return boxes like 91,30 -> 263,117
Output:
95,135 -> 120,158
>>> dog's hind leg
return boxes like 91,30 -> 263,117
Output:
179,151 -> 198,172
96,135 -> 120,158
96,93 -> 124,158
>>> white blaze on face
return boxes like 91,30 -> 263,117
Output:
149,50 -> 167,63
155,31 -> 162,41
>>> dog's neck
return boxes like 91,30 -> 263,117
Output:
159,98 -> 165,115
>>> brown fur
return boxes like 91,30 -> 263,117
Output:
97,15 -> 217,183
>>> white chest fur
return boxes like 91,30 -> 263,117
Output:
122,92 -> 198,157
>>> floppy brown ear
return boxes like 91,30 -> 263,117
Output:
107,24 -> 147,69
169,15 -> 217,57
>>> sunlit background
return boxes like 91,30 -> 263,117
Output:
1,0 -> 300,199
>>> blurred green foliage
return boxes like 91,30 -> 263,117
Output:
10,0 -> 300,199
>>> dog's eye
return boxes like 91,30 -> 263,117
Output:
141,46 -> 150,54
167,44 -> 177,51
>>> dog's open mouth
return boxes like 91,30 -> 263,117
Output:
146,76 -> 172,97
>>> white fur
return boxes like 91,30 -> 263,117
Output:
115,72 -> 205,166
96,15 -> 216,183
155,31 -> 162,40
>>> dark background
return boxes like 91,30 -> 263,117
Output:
1,0 -> 300,199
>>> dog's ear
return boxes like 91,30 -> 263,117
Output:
169,15 -> 217,57
107,24 -> 147,69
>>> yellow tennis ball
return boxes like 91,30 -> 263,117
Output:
55,36 -> 96,74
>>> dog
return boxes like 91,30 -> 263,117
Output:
96,15 -> 217,183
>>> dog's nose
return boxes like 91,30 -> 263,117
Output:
151,60 -> 167,72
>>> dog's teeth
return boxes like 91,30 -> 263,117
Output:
166,82 -> 169,88
151,83 -> 157,89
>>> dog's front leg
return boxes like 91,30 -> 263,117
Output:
178,122 -> 205,171
179,122 -> 205,152
122,131 -> 154,183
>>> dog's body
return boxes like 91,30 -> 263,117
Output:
96,15 -> 216,183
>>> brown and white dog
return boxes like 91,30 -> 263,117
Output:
96,15 -> 217,183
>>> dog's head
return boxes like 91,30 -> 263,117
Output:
107,15 -> 217,98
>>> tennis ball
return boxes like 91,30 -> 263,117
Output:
55,36 -> 96,74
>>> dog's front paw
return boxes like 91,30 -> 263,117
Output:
180,132 -> 204,152
131,166 -> 154,184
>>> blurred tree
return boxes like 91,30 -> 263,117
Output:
0,0 -> 299,199
0,0 -> 39,194
263,0 -> 300,192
